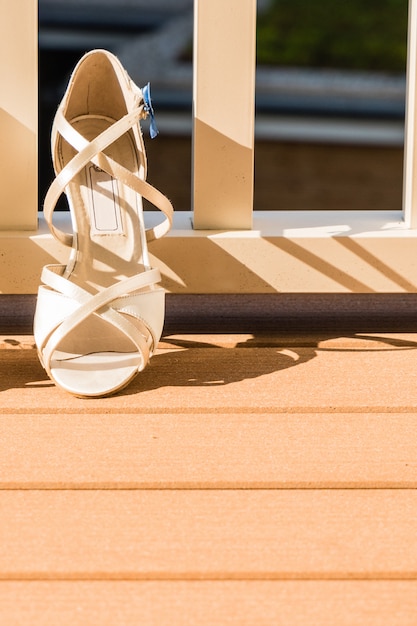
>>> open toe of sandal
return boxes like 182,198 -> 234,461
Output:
34,49 -> 173,397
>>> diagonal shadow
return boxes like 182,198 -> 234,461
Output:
150,235 -> 276,293
0,107 -> 36,229
337,238 -> 417,292
266,237 -> 376,292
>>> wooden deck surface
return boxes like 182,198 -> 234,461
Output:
1,330 -> 417,623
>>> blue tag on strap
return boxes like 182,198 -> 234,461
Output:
142,82 -> 159,139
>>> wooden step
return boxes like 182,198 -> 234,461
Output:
1,581 -> 416,625
1,490 -> 416,579
0,412 -> 415,488
1,332 -> 415,624
1,333 -> 417,412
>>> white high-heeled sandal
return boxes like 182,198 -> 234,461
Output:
34,49 -> 173,397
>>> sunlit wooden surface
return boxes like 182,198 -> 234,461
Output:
1,331 -> 416,623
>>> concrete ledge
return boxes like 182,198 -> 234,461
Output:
1,210 -> 417,294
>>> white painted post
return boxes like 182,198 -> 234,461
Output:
192,0 -> 256,230
403,0 -> 417,227
0,0 -> 38,230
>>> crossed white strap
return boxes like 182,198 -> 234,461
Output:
40,97 -> 173,372
39,264 -> 162,374
44,102 -> 174,248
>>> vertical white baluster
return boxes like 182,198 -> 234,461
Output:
0,0 -> 38,230
192,0 -> 256,229
403,0 -> 417,227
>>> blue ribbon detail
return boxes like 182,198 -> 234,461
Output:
142,82 -> 159,139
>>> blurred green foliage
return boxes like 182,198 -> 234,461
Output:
257,0 -> 408,72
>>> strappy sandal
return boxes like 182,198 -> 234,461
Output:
34,49 -> 173,397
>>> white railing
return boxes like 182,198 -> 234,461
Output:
0,0 -> 37,231
404,0 -> 417,226
193,0 -> 256,229
1,0 -> 417,294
